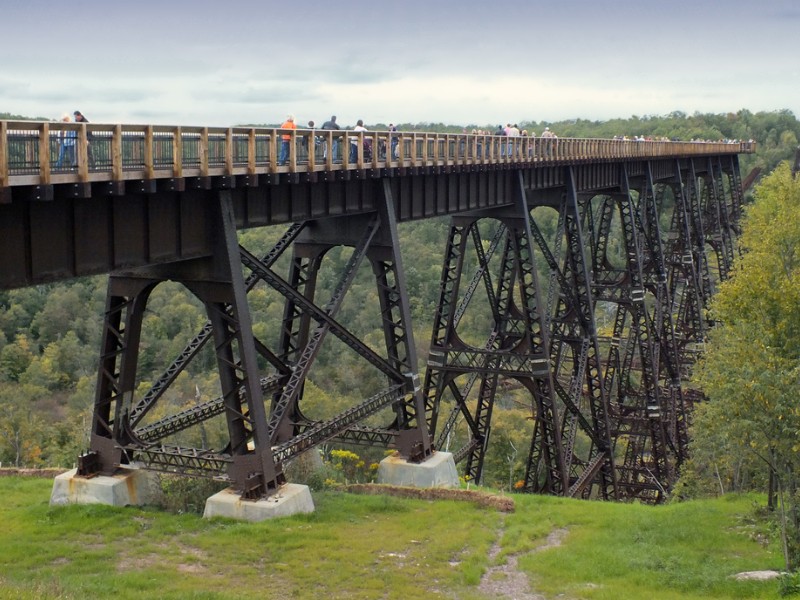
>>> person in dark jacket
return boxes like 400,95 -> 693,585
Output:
73,110 -> 95,167
321,115 -> 341,161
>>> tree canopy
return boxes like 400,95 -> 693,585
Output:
687,162 -> 800,567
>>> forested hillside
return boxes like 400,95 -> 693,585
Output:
1,110 -> 798,490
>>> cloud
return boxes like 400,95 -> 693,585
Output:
0,78 -> 33,97
3,0 -> 798,127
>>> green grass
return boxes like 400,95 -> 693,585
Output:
0,477 -> 786,599
504,494 -> 783,599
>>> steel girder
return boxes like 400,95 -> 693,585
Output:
578,157 -> 743,502
663,165 -> 706,358
81,179 -> 435,497
527,167 -> 618,500
87,274 -> 157,474
82,191 -> 282,495
420,154 -> 747,502
423,173 -> 569,495
77,154 -> 745,503
127,222 -> 303,431
247,178 -> 431,460
591,169 -> 672,501
705,158 -> 736,282
257,214 -> 383,444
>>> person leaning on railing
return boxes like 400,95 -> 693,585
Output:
321,115 -> 340,161
389,124 -> 399,159
278,114 -> 296,166
350,120 -> 367,163
541,127 -> 556,157
73,110 -> 95,168
55,114 -> 76,169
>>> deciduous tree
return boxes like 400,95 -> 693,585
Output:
689,162 -> 800,568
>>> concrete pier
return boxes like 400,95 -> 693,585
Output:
203,483 -> 315,521
50,467 -> 162,507
377,451 -> 460,489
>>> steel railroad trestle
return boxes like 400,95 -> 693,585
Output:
73,155 -> 744,503
79,181 -> 433,497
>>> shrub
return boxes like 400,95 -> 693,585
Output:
160,474 -> 227,514
284,451 -> 336,491
778,571 -> 800,596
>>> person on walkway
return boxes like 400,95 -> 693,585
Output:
321,115 -> 339,130
278,114 -> 296,165
303,120 -> 316,160
474,128 -> 483,159
507,123 -> 520,158
308,120 -> 325,161
350,119 -> 367,163
73,110 -> 94,167
495,124 -> 507,157
541,126 -> 556,157
389,123 -> 399,159
55,114 -> 76,169
321,115 -> 340,161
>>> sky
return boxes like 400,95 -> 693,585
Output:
2,0 -> 798,129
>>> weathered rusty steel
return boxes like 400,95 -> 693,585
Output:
0,121 -> 750,502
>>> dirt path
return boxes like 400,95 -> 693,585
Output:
477,527 -> 568,600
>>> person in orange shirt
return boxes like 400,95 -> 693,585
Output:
278,114 -> 296,165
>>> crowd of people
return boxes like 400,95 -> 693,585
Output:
274,114 -> 750,149
277,114 -> 405,164
273,114 -> 562,164
613,134 -> 752,144
465,124 -> 557,140
278,116 -> 559,141
52,110 -> 748,172
52,109 -> 560,169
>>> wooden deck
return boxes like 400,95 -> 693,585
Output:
0,120 -> 755,192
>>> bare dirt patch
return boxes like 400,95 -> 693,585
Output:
345,483 -> 515,512
734,570 -> 781,581
0,468 -> 66,478
118,541 -> 210,573
478,527 -> 569,600
176,563 -> 208,574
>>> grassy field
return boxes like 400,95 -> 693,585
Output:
0,476 -> 787,599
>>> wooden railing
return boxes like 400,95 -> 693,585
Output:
0,120 -> 756,189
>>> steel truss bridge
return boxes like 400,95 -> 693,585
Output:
0,120 -> 754,502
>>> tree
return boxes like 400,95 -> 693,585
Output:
456,397 -> 535,490
0,334 -> 34,383
689,162 -> 800,569
0,383 -> 49,467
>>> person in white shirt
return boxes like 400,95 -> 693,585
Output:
350,119 -> 368,162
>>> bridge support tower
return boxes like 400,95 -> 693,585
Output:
55,180 -> 457,517
44,151 -> 746,512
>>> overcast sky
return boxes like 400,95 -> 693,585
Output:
3,0 -> 798,129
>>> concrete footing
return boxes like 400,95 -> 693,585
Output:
377,451 -> 460,488
203,483 -> 315,521
49,467 -> 162,507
